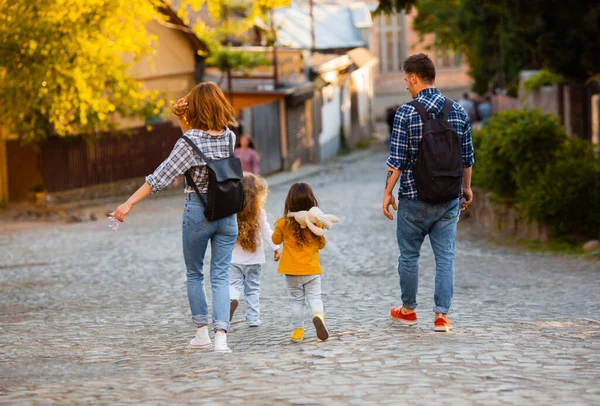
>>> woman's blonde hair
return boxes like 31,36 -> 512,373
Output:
237,173 -> 268,252
175,82 -> 236,131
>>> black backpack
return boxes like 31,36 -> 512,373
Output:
408,98 -> 463,203
182,134 -> 244,221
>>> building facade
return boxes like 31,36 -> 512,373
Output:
367,7 -> 473,119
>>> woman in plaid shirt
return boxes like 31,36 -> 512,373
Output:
113,82 -> 238,353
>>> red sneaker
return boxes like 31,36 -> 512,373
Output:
434,315 -> 453,332
390,306 -> 417,325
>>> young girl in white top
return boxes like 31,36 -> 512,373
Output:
229,173 -> 280,326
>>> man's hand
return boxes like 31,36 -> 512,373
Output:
462,187 -> 473,211
382,192 -> 397,220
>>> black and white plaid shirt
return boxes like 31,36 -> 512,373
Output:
146,128 -> 236,194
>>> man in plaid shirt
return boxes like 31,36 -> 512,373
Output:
382,54 -> 475,332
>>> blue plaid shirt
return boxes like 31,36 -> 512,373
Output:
146,128 -> 236,194
387,88 -> 475,200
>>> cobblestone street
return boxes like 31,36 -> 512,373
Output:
1,149 -> 599,405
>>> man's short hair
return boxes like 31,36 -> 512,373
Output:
403,54 -> 436,84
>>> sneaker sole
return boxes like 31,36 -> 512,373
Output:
312,316 -> 329,341
291,337 -> 304,343
190,343 -> 213,350
214,348 -> 232,353
229,299 -> 239,322
390,316 -> 417,326
434,325 -> 452,332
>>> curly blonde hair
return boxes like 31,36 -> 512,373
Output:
237,173 -> 268,252
284,182 -> 320,247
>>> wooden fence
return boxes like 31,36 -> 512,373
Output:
40,123 -> 181,193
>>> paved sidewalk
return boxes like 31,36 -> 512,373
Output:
1,150 -> 599,405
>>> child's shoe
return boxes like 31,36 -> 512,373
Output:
229,299 -> 239,322
312,313 -> 329,341
291,328 -> 304,342
190,326 -> 212,350
248,319 -> 262,327
214,331 -> 232,353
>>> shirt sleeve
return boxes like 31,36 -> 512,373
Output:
145,138 -> 194,194
259,209 -> 279,251
272,218 -> 284,245
386,105 -> 411,171
461,116 -> 475,168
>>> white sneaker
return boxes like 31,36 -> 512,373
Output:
190,326 -> 212,349
248,319 -> 262,327
214,331 -> 232,353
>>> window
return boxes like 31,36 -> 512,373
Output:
378,12 -> 406,74
435,47 -> 463,69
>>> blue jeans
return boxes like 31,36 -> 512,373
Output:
396,197 -> 460,314
182,193 -> 238,332
229,263 -> 262,323
286,275 -> 324,329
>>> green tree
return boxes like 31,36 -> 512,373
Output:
374,0 -> 417,15
377,0 -> 600,92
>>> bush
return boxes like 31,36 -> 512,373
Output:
472,109 -> 567,198
520,139 -> 600,239
522,69 -> 563,92
472,109 -> 600,239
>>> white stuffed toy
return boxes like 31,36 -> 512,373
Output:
287,207 -> 340,237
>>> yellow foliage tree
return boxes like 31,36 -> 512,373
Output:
0,0 -> 167,143
177,0 -> 291,91
0,0 -> 290,143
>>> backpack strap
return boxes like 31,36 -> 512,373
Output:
440,98 -> 454,120
181,135 -> 208,206
408,100 -> 429,123
228,131 -> 235,156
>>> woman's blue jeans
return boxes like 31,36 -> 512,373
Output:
182,193 -> 238,332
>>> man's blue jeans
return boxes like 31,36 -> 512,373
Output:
396,197 -> 460,314
182,193 -> 238,332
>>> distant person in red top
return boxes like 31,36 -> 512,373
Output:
235,134 -> 260,174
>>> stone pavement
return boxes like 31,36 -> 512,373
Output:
1,147 -> 599,405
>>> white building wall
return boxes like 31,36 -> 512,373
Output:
319,83 -> 342,161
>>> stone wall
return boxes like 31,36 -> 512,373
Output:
520,84 -> 562,118
45,177 -> 181,206
465,187 -> 549,241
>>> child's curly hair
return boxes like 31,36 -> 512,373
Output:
284,182 -> 320,247
236,173 -> 268,252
